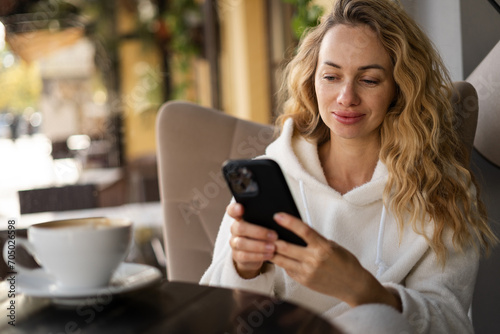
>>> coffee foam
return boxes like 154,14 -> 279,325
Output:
35,218 -> 131,230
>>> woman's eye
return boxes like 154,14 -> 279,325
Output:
362,79 -> 379,86
323,75 -> 337,81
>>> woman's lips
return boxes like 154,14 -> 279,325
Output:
332,111 -> 365,125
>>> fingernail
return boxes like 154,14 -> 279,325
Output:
265,243 -> 274,251
267,231 -> 277,240
273,213 -> 284,222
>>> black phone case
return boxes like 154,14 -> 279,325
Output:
222,159 -> 307,246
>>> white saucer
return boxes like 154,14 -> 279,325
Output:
17,262 -> 163,300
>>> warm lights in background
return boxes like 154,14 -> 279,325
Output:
0,22 -> 4,49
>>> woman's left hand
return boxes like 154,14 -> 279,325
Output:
271,212 -> 402,311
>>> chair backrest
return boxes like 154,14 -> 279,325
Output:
467,40 -> 500,168
156,101 -> 274,282
156,81 -> 478,283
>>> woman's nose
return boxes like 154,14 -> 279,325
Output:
337,82 -> 360,107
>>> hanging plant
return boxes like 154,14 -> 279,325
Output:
282,0 -> 324,39
163,0 -> 203,100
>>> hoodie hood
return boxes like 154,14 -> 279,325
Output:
265,118 -> 388,207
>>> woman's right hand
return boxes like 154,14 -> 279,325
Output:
228,202 -> 278,279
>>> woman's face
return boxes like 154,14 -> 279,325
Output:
315,24 -> 396,144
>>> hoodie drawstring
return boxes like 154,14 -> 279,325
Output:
375,205 -> 388,278
299,179 -> 388,278
298,180 -> 313,227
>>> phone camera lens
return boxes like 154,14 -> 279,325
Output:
240,167 -> 252,178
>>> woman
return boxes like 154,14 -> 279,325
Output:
201,0 -> 497,332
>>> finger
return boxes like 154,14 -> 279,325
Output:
276,237 -> 348,274
233,249 -> 274,263
273,239 -> 304,260
231,219 -> 278,242
230,236 -> 275,254
227,202 -> 244,219
271,251 -> 302,277
273,213 -> 325,245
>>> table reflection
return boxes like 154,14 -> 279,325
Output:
0,280 -> 341,333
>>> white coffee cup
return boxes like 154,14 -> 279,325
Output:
4,217 -> 132,291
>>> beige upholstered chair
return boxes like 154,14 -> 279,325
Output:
156,101 -> 274,283
156,81 -> 478,283
468,40 -> 500,167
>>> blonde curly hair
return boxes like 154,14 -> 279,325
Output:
277,0 -> 497,263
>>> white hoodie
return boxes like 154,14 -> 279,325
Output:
200,119 -> 478,334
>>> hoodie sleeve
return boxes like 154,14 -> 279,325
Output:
324,229 -> 478,334
199,204 -> 276,296
381,240 -> 479,334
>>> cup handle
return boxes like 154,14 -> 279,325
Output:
3,237 -> 39,275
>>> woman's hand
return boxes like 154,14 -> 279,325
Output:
271,213 -> 402,311
228,203 -> 278,279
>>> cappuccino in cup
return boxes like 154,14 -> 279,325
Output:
4,217 -> 132,291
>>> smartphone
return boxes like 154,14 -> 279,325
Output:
222,159 -> 307,246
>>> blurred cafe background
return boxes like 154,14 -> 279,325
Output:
0,0 -> 331,280
0,0 -> 499,329
0,0 -> 320,219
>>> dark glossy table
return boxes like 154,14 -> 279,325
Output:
1,280 -> 341,333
